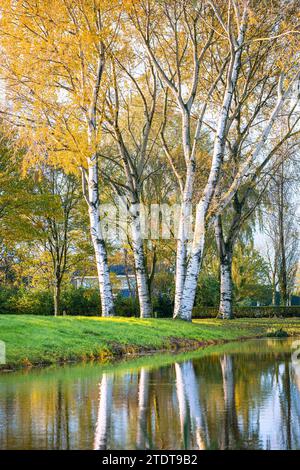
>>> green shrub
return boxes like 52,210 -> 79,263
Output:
114,294 -> 139,317
195,274 -> 220,307
1,288 -> 54,315
0,286 -> 18,314
153,294 -> 173,318
192,305 -> 219,318
192,305 -> 300,318
61,286 -> 100,316
21,289 -> 53,315
2,283 -> 299,319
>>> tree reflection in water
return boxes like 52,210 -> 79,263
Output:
136,368 -> 150,449
94,373 -> 113,450
175,362 -> 208,449
1,339 -> 300,449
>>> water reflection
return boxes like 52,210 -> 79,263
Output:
94,373 -> 113,450
1,339 -> 300,450
137,368 -> 150,449
175,362 -> 208,449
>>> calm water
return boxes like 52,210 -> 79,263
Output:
1,338 -> 300,450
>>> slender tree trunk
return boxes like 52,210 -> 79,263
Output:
272,271 -> 277,306
86,158 -> 115,317
175,23 -> 247,322
278,161 -> 288,306
123,248 -> 134,298
215,215 -> 234,319
178,206 -> 206,321
53,277 -> 61,317
148,244 -> 157,296
219,252 -> 233,320
173,165 -> 194,319
130,203 -> 152,318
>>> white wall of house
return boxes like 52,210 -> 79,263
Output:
72,275 -> 136,293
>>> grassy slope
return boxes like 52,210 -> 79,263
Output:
1,315 -> 300,369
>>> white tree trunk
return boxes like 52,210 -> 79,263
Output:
220,257 -> 233,320
179,206 -> 206,321
177,24 -> 247,321
173,165 -> 194,319
87,157 -> 115,317
94,373 -> 113,450
130,203 -> 152,318
173,223 -> 188,319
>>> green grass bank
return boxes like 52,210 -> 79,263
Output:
1,315 -> 300,370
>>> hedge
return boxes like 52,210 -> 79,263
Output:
1,285 -> 300,318
192,305 -> 300,318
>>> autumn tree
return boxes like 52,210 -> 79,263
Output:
214,105 -> 300,318
102,50 -> 159,318
0,0 -> 121,316
129,0 -> 300,320
27,168 -> 81,316
263,154 -> 300,306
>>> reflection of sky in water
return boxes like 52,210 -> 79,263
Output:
1,339 -> 300,450
248,362 -> 300,450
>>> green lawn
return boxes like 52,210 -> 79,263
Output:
1,315 -> 300,369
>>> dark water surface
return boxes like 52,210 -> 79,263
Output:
1,338 -> 300,450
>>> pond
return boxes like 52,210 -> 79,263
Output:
0,338 -> 300,450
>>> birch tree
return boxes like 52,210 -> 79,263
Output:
31,168 -> 80,316
179,1 -> 300,321
129,0 -> 300,320
0,0 -> 119,316
263,154 -> 300,306
128,0 -> 218,319
214,107 -> 300,318
102,53 -> 159,317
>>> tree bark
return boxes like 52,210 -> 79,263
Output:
123,248 -> 134,298
278,161 -> 288,306
86,158 -> 115,317
173,164 -> 195,319
148,244 -> 157,296
176,22 -> 247,321
219,253 -> 234,320
130,203 -> 152,318
215,214 -> 235,319
53,277 -> 61,317
272,271 -> 277,306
